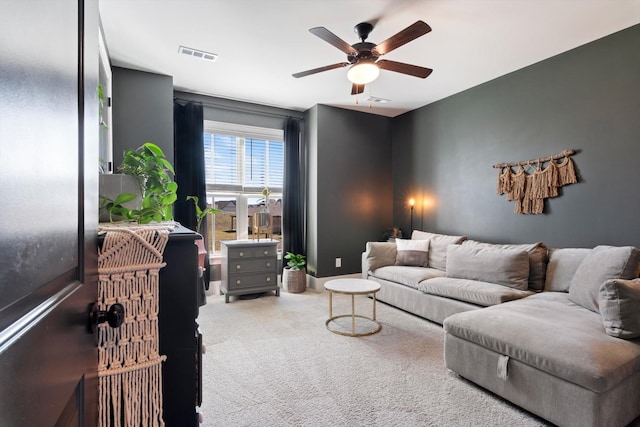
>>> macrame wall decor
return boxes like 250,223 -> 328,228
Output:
493,149 -> 578,214
97,224 -> 173,427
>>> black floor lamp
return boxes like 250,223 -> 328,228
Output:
409,198 -> 415,235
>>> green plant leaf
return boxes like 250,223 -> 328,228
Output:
162,193 -> 177,205
160,158 -> 175,174
142,142 -> 163,157
113,192 -> 137,205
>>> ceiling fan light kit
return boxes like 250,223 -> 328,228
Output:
347,61 -> 380,84
293,20 -> 432,95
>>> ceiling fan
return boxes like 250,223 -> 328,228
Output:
292,20 -> 433,95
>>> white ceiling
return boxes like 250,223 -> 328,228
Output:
99,0 -> 640,117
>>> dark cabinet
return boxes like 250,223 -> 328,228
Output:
98,225 -> 203,425
158,225 -> 202,426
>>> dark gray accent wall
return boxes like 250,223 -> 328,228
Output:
392,24 -> 640,248
308,105 -> 393,277
111,67 -> 174,168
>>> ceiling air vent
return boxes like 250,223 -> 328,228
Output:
365,96 -> 391,104
178,46 -> 218,62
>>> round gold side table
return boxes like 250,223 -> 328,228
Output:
324,278 -> 382,337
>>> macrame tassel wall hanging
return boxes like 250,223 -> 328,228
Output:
97,225 -> 172,427
494,149 -> 577,214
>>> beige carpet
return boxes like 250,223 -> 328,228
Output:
197,287 -> 550,427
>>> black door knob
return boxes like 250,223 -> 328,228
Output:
88,302 -> 125,333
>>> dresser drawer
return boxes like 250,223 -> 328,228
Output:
228,258 -> 276,274
228,272 -> 277,290
228,246 -> 277,259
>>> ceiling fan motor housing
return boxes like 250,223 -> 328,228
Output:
348,42 -> 378,64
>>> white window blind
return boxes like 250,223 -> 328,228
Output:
203,121 -> 284,193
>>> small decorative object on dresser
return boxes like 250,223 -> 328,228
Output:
283,252 -> 307,293
221,239 -> 279,303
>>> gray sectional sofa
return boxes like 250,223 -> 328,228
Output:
361,231 -> 640,427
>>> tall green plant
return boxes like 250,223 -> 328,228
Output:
186,195 -> 221,234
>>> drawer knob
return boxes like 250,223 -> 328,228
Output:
266,262 -> 271,267
236,279 -> 241,285
266,277 -> 271,282
263,250 -> 268,255
236,264 -> 241,270
239,251 -> 244,257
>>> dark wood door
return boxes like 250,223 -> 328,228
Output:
0,0 -> 100,425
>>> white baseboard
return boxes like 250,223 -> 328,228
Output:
307,273 -> 362,292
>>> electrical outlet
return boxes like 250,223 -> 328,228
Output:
335,258 -> 342,268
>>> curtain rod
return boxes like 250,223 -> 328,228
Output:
174,97 -> 305,120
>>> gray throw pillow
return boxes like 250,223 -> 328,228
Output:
545,248 -> 591,292
568,246 -> 640,313
411,231 -> 467,271
429,234 -> 467,271
446,244 -> 530,290
395,239 -> 429,267
364,242 -> 397,272
600,278 -> 640,339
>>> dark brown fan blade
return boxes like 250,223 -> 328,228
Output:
372,21 -> 431,56
351,83 -> 364,95
377,60 -> 433,78
292,62 -> 349,78
309,27 -> 358,55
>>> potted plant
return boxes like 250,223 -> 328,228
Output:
253,187 -> 272,239
283,252 -> 306,293
100,142 -> 178,224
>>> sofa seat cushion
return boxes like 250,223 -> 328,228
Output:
371,266 -> 445,289
418,277 -> 533,307
443,292 -> 640,393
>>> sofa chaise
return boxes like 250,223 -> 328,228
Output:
361,231 -> 640,427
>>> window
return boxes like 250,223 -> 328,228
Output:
203,121 -> 284,253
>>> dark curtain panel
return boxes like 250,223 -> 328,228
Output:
173,100 -> 210,300
282,117 -> 305,267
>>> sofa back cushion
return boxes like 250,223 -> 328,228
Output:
395,239 -> 429,267
568,245 -> 640,313
600,278 -> 640,339
412,230 -> 467,271
545,248 -> 591,292
446,244 -> 530,290
462,240 -> 547,291
363,242 -> 397,272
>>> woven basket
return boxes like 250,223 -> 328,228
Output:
283,268 -> 306,293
